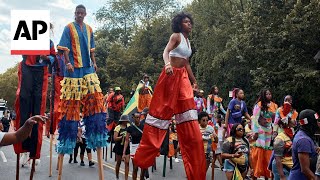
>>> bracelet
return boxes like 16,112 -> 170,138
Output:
66,62 -> 71,66
165,62 -> 171,66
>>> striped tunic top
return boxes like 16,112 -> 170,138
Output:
58,22 -> 95,68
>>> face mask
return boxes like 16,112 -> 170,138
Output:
283,102 -> 291,116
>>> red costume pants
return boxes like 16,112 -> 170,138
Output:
14,62 -> 48,159
133,67 -> 206,180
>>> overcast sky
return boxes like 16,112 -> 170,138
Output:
0,0 -> 193,74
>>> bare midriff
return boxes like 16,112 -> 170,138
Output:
169,57 -> 187,68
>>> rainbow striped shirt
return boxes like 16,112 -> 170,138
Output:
58,22 -> 95,68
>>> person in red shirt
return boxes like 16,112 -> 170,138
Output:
107,87 -> 125,132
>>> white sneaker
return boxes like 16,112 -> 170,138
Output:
175,158 -> 179,163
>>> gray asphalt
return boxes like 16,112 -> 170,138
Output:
0,134 -> 227,180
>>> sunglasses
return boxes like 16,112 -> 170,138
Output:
201,119 -> 208,122
133,116 -> 140,119
236,128 -> 244,132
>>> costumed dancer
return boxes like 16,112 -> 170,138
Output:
48,48 -> 66,176
273,95 -> 298,135
133,12 -> 207,179
56,4 -> 108,180
207,86 -> 226,124
251,89 -> 278,179
138,74 -> 153,112
14,23 -> 56,179
50,49 -> 65,135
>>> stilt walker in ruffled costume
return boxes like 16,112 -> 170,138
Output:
56,4 -> 108,180
133,12 -> 206,180
14,23 -> 56,180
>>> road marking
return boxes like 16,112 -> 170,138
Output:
43,138 -> 132,177
0,151 -> 7,162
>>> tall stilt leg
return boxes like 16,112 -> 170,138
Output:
57,154 -> 64,180
49,135 -> 53,177
30,159 -> 36,180
16,154 -> 20,180
97,148 -> 104,180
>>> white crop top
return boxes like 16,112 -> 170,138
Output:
169,33 -> 192,59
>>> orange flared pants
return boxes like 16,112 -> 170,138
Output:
133,67 -> 206,180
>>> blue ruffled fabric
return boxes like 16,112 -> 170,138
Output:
83,112 -> 109,149
56,118 -> 78,154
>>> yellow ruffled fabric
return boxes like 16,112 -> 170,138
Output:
58,73 -> 104,121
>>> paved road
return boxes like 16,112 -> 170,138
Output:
0,135 -> 227,180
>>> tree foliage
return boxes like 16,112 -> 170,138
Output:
189,0 -> 320,110
1,0 -> 320,111
0,64 -> 18,108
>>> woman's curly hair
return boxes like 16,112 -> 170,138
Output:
171,12 -> 193,33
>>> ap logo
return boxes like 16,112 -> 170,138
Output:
11,10 -> 50,55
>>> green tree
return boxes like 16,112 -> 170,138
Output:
96,0 -> 136,47
0,65 -> 18,109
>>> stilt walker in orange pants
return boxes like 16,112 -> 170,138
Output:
133,12 -> 206,180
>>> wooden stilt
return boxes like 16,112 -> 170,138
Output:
30,159 -> 36,180
97,148 -> 104,180
170,157 -> 172,169
57,154 -> 64,180
49,135 -> 53,177
16,153 -> 20,180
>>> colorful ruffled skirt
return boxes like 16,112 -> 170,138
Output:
56,66 -> 108,154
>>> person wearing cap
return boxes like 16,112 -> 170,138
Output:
271,113 -> 296,180
123,112 -> 145,180
107,87 -> 125,131
288,109 -> 320,180
138,74 -> 153,112
113,114 -> 130,180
